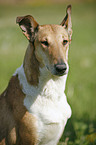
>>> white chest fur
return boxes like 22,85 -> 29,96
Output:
15,65 -> 71,145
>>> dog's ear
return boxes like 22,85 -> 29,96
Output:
61,5 -> 72,42
16,15 -> 39,42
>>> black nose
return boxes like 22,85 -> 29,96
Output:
55,63 -> 67,75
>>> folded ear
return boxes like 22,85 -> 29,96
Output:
16,15 -> 39,42
61,5 -> 72,42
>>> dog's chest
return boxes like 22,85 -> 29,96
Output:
23,80 -> 71,144
24,94 -> 68,144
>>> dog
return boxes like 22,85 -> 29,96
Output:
0,5 -> 72,145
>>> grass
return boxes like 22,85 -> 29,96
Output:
0,1 -> 96,145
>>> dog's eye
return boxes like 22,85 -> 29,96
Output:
63,40 -> 68,45
41,41 -> 49,47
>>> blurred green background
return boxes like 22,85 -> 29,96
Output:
0,0 -> 96,144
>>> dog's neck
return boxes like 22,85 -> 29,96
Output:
16,65 -> 67,102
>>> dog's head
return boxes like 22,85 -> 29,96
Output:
16,5 -> 72,77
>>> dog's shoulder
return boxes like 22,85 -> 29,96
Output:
0,74 -> 25,127
0,75 -> 21,143
0,73 -> 38,144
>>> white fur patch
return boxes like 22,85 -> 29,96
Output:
15,65 -> 71,145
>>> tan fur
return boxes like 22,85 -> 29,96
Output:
0,75 -> 37,145
34,24 -> 69,66
23,43 -> 40,86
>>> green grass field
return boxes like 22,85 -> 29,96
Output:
0,1 -> 96,145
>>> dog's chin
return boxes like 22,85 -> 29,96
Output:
54,71 -> 67,76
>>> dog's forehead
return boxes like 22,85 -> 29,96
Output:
38,24 -> 68,40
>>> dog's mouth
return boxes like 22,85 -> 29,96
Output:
55,70 -> 67,76
46,64 -> 68,76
